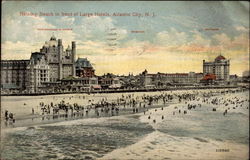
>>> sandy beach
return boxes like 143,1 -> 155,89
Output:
1,88 -> 249,160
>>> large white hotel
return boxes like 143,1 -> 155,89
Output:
203,55 -> 230,82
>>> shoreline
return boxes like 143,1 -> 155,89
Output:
2,88 -> 248,129
0,85 -> 244,96
1,103 -> 173,129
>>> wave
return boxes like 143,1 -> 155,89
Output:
101,130 -> 249,160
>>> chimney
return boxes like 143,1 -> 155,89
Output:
72,41 -> 76,76
58,39 -> 63,80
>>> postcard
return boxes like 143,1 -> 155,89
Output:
1,1 -> 249,160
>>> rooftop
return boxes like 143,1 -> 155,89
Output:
76,58 -> 93,68
30,52 -> 46,64
215,55 -> 226,61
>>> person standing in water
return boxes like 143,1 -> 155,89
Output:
5,110 -> 9,121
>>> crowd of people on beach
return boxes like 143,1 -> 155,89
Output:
2,87 -> 249,126
35,87 -> 248,123
142,88 -> 249,124
36,93 -> 174,120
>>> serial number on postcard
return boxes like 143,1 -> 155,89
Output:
216,149 -> 230,152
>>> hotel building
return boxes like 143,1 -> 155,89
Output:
203,55 -> 230,82
1,36 -> 77,93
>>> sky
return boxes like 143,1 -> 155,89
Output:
1,1 -> 249,76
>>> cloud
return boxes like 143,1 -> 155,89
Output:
2,16 -> 55,43
2,14 -> 79,57
1,41 -> 39,60
155,28 -> 189,46
151,28 -> 248,55
212,33 -> 249,51
56,16 -> 75,26
212,33 -> 232,48
161,15 -> 205,30
119,39 -> 152,55
235,25 -> 249,32
56,30 -> 77,47
152,29 -> 214,53
191,31 -> 211,46
77,40 -> 107,55
74,16 -> 127,41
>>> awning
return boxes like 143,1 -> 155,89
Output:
92,85 -> 101,89
1,84 -> 21,89
109,84 -> 121,88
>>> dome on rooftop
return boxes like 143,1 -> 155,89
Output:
215,55 -> 226,61
50,35 -> 56,41
43,41 -> 49,47
66,45 -> 71,51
